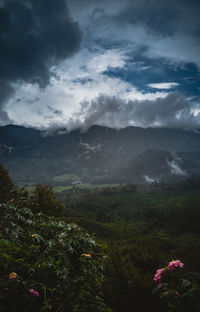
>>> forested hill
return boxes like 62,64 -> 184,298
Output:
0,163 -> 200,312
1,124 -> 200,184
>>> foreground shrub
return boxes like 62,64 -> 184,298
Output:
153,260 -> 200,312
31,184 -> 65,215
0,198 -> 111,311
0,164 -> 16,203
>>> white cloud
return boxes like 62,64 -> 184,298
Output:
143,175 -> 159,183
5,48 -> 168,128
74,92 -> 200,131
88,50 -> 127,73
146,33 -> 200,67
79,7 -> 200,67
148,82 -> 179,89
167,160 -> 187,176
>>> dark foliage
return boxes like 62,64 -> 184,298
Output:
0,163 -> 16,203
0,165 -> 200,311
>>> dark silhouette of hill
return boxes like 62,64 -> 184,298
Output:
1,124 -> 200,184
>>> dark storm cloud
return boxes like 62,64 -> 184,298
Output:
69,0 -> 200,35
0,0 -> 81,122
75,93 -> 200,131
111,0 -> 200,35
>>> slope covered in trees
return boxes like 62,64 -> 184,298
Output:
0,164 -> 200,311
57,183 -> 200,312
0,165 -> 110,312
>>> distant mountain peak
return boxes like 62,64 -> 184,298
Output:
1,124 -> 200,185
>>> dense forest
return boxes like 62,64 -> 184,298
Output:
0,164 -> 200,311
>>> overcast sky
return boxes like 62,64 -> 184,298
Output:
0,0 -> 200,130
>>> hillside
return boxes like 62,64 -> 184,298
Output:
1,125 -> 200,185
0,164 -> 200,312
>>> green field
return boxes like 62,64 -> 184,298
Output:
25,183 -> 126,193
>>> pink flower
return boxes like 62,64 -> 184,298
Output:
168,260 -> 184,272
29,289 -> 35,294
29,289 -> 39,296
154,268 -> 164,283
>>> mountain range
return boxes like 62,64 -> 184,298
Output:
1,124 -> 200,185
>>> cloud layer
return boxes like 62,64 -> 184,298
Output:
74,92 -> 200,131
0,0 -> 81,123
1,0 -> 200,130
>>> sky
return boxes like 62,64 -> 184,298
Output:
0,0 -> 200,130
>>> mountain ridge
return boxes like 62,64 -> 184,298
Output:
1,124 -> 200,185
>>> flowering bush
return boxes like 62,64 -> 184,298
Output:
0,198 -> 111,311
153,260 -> 200,312
154,260 -> 184,288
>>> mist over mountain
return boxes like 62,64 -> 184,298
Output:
1,124 -> 200,185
